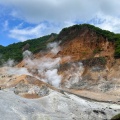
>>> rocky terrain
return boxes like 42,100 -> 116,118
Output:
0,24 -> 120,119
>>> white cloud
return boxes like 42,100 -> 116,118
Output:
1,0 -> 120,41
90,12 -> 120,33
3,20 -> 9,31
8,22 -> 65,41
0,0 -> 119,22
9,24 -> 47,41
8,20 -> 77,41
100,0 -> 120,16
0,0 -> 102,23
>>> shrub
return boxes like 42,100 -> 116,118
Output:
111,113 -> 120,120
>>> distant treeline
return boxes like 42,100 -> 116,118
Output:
0,33 -> 57,65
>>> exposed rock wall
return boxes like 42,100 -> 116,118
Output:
58,27 -> 114,65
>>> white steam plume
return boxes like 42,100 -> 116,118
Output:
23,56 -> 62,87
21,42 -> 62,88
47,42 -> 61,55
22,50 -> 33,59
7,67 -> 32,76
64,62 -> 84,88
45,69 -> 62,87
1,41 -> 85,89
3,59 -> 15,67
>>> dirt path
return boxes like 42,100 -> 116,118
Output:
61,88 -> 120,104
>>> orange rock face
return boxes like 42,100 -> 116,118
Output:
57,28 -> 115,64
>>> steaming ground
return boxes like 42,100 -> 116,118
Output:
0,42 -> 120,119
2,42 -> 84,88
21,42 -> 62,88
2,42 -> 62,88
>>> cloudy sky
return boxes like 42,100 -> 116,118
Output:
0,0 -> 120,46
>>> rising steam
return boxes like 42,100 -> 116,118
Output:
2,41 -> 84,88
21,42 -> 62,87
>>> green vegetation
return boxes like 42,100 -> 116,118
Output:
82,57 -> 106,67
99,57 -> 106,65
93,48 -> 102,54
58,24 -> 120,58
58,24 -> 114,41
111,113 -> 120,120
0,33 -> 57,64
82,51 -> 87,56
1,24 -> 120,64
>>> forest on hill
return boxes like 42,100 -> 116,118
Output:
0,33 -> 57,65
1,24 -> 120,65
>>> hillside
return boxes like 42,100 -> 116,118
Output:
0,33 -> 57,64
15,24 -> 120,99
57,24 -> 114,63
1,24 -> 120,65
57,24 -> 120,58
0,24 -> 120,119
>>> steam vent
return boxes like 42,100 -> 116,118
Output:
0,24 -> 120,120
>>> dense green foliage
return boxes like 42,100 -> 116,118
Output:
0,33 -> 57,64
1,24 -> 120,64
59,24 -> 115,42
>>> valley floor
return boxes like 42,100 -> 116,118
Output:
0,89 -> 120,120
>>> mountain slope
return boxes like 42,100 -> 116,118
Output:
57,24 -> 120,58
0,24 -> 120,119
0,33 -> 57,64
1,24 -> 120,64
57,24 -> 114,63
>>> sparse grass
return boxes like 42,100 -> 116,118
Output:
93,48 -> 101,54
111,113 -> 120,120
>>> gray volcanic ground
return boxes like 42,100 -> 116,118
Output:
0,89 -> 120,120
0,43 -> 120,120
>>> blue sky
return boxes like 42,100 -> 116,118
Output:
0,0 -> 120,46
